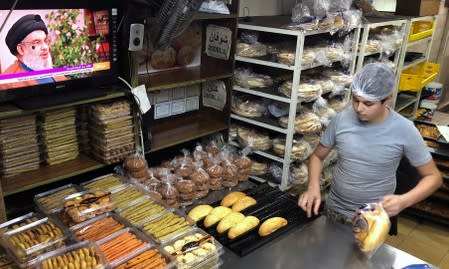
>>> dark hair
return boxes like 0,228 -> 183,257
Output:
380,97 -> 388,104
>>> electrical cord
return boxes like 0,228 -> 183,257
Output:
0,0 -> 19,35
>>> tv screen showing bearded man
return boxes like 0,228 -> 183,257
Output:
0,9 -> 112,91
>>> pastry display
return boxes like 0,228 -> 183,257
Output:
176,177 -> 196,205
416,124 -> 440,139
204,206 -> 233,228
111,184 -> 146,209
82,174 -> 126,191
188,205 -> 213,222
35,184 -> 80,214
124,154 -> 149,179
0,213 -> 42,236
231,196 -> 257,212
90,99 -> 131,120
258,217 -> 288,237
39,244 -> 104,269
73,214 -> 125,242
63,190 -> 115,223
217,212 -> 245,233
228,216 -> 260,240
221,192 -> 247,207
352,203 -> 390,253
190,162 -> 210,199
294,112 -> 323,134
98,229 -> 147,263
142,211 -> 192,242
118,197 -> 165,226
115,248 -> 168,269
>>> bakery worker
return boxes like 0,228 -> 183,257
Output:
298,63 -> 442,225
0,14 -> 65,90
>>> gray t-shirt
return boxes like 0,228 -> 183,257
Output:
320,107 -> 431,218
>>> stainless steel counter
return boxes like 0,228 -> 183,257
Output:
222,216 -> 432,269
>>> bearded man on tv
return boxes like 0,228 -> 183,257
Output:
0,14 -> 65,90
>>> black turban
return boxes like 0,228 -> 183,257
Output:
5,14 -> 48,56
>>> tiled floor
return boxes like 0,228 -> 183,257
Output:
385,215 -> 449,269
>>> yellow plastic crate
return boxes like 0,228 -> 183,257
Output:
408,20 -> 435,42
399,62 -> 439,92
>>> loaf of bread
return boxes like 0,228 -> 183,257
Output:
203,206 -> 233,228
231,196 -> 257,212
258,217 -> 288,237
228,216 -> 260,240
217,212 -> 245,234
221,192 -> 246,207
188,204 -> 213,222
352,203 -> 390,253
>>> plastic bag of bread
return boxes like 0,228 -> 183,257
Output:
322,69 -> 352,87
233,147 -> 252,181
193,143 -> 208,161
206,156 -> 224,190
352,203 -> 391,257
312,45 -> 332,67
232,94 -> 267,118
278,80 -> 322,103
176,176 -> 196,206
124,153 -> 149,181
221,157 -> 239,188
328,95 -> 349,112
234,67 -> 273,89
158,169 -> 179,208
250,159 -> 269,176
175,149 -> 194,178
302,134 -> 321,150
237,128 -> 272,151
236,31 -> 267,58
190,161 -> 210,199
313,97 -> 337,127
294,112 -> 322,135
291,162 -> 308,185
269,163 -> 295,185
272,137 -> 312,161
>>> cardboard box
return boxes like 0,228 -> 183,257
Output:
396,0 -> 440,16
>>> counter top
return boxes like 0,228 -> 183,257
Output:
222,215 -> 433,269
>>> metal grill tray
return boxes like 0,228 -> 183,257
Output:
198,183 -> 320,256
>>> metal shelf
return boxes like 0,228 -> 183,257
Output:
407,36 -> 432,48
233,85 -> 291,103
395,94 -> 418,112
231,113 -> 288,134
235,56 -> 294,70
228,140 -> 285,163
403,57 -> 426,69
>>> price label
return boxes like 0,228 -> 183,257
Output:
205,25 -> 232,60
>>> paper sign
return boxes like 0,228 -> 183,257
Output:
131,84 -> 151,114
437,125 -> 449,142
205,25 -> 232,60
202,80 -> 226,111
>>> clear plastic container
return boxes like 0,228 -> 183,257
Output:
0,246 -> 17,269
89,132 -> 135,148
62,189 -> 116,224
44,151 -> 79,166
0,124 -> 37,136
90,142 -> 135,157
91,150 -> 134,165
139,209 -> 194,245
39,124 -> 77,137
36,240 -> 107,269
96,227 -> 151,264
1,151 -> 40,168
0,134 -> 38,150
0,161 -> 40,178
34,184 -> 81,215
1,217 -> 69,265
81,173 -> 128,192
111,244 -> 175,269
111,183 -> 148,209
116,196 -> 167,226
71,212 -> 129,242
162,227 -> 223,269
0,212 -> 44,237
90,100 -> 131,121
89,115 -> 133,131
0,143 -> 39,158
88,125 -> 134,138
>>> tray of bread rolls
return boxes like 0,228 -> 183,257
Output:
189,183 -> 320,256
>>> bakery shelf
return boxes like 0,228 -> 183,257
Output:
233,85 -> 291,103
407,36 -> 432,48
139,65 -> 233,92
236,56 -> 295,71
148,113 -> 228,152
395,93 -> 418,112
228,140 -> 285,163
403,57 -> 426,69
1,154 -> 105,196
231,113 -> 288,134
194,12 -> 238,20
249,175 -> 267,184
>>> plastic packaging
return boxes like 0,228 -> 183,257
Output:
158,169 -> 180,208
352,63 -> 395,101
140,209 -> 194,244
162,227 -> 223,269
250,159 -> 269,176
313,97 -> 337,127
234,67 -> 274,89
90,99 -> 131,121
190,161 -> 210,199
112,244 -> 175,269
62,189 -> 116,223
34,184 -> 81,215
272,137 -> 312,161
0,212 -> 44,236
291,163 -> 309,185
231,94 -> 267,118
123,153 -> 149,180
199,0 -> 230,14
176,176 -> 197,206
236,31 -> 268,58
111,184 -> 148,209
117,196 -> 167,226
237,128 -> 272,151
175,149 -> 195,178
294,112 -> 323,135
233,147 -> 252,181
81,173 -> 128,192
71,212 -> 128,242
206,156 -> 224,191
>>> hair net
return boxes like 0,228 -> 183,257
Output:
351,63 -> 396,101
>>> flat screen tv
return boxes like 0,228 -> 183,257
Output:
0,0 -> 120,109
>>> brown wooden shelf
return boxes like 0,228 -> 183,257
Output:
148,114 -> 228,152
1,154 -> 105,196
194,12 -> 238,20
138,65 -> 233,92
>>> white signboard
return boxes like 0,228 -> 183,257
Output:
205,25 -> 232,60
202,80 -> 227,111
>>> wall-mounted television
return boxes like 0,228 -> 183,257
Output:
0,0 -> 120,109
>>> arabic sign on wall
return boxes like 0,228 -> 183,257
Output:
205,24 -> 232,60
203,80 -> 227,111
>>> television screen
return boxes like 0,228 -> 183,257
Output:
0,1 -> 119,108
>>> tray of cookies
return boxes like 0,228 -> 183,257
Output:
1,217 -> 69,266
62,190 -> 116,224
81,173 -> 128,192
96,227 -> 151,264
110,183 -> 149,209
116,196 -> 167,226
36,240 -> 106,269
71,212 -> 130,242
34,184 -> 82,215
90,99 -> 131,121
112,244 -> 175,269
139,209 -> 195,245
162,227 -> 223,269
0,212 -> 44,237
0,134 -> 38,150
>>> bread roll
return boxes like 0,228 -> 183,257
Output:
352,203 -> 390,252
217,212 -> 245,233
258,217 -> 288,237
203,206 -> 233,228
228,216 -> 260,239
188,205 -> 213,222
221,192 -> 246,207
231,196 -> 257,212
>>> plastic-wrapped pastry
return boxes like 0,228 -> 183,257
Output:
302,134 -> 321,150
176,176 -> 196,206
236,41 -> 267,58
233,147 -> 251,181
313,97 -> 337,127
234,67 -> 273,89
326,45 -> 344,62
294,112 -> 322,134
291,163 -> 308,184
302,48 -> 316,67
365,39 -> 381,53
272,137 -> 312,161
237,128 -> 272,151
190,161 -> 210,199
277,49 -> 296,66
250,160 -> 269,176
222,158 -> 239,188
328,96 -> 349,112
231,95 -> 267,118
322,69 -> 352,87
278,81 -> 322,103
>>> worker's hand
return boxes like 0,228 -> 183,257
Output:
298,186 -> 321,218
381,194 -> 407,217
